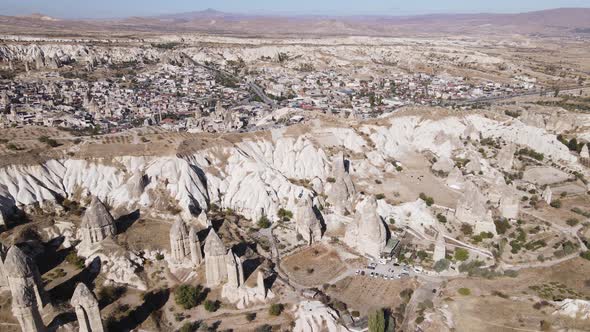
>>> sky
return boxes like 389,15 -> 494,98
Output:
1,0 -> 589,18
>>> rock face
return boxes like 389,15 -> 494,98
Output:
326,152 -> 356,215
581,144 -> 590,159
4,246 -> 46,332
542,187 -> 553,204
344,197 -> 387,258
496,143 -> 516,171
553,299 -> 590,320
499,185 -> 520,220
169,218 -> 202,266
0,243 -> 8,288
221,269 -> 274,309
294,196 -> 323,245
225,249 -> 244,288
446,167 -> 465,190
71,283 -> 104,332
204,229 -> 228,286
455,182 -> 496,235
293,301 -> 347,332
80,197 -> 117,247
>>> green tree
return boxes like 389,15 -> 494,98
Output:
454,248 -> 469,262
269,303 -> 284,316
433,259 -> 450,272
368,308 -> 386,332
174,285 -> 201,310
257,215 -> 271,229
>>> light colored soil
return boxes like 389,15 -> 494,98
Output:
281,244 -> 347,287
327,275 -> 417,315
441,258 -> 590,331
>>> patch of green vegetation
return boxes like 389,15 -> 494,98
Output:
269,303 -> 284,316
174,284 -> 203,310
458,288 -> 471,296
419,193 -> 434,206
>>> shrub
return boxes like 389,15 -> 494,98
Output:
351,310 -> 360,317
419,193 -> 434,206
458,288 -> 471,296
245,312 -> 256,322
66,251 -> 86,269
375,193 -> 386,200
566,218 -> 579,227
436,213 -> 447,223
179,322 -> 199,332
255,325 -> 273,332
155,253 -> 165,261
174,285 -> 201,310
433,259 -> 450,272
550,200 -> 562,208
460,223 -> 473,236
277,208 -> 293,221
203,300 -> 220,312
269,303 -> 284,316
327,177 -> 336,183
454,248 -> 469,262
580,251 -> 590,261
257,215 -> 271,229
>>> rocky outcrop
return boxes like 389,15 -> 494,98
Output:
455,182 -> 496,235
80,197 -> 117,248
553,299 -> 590,320
344,197 -> 387,258
4,246 -> 46,332
221,270 -> 274,309
169,218 -> 202,266
292,301 -> 348,332
294,196 -> 322,245
326,153 -> 356,215
71,283 -> 104,332
496,143 -> 516,171
499,185 -> 520,220
226,249 -> 244,288
446,167 -> 465,190
542,187 -> 553,204
204,229 -> 228,286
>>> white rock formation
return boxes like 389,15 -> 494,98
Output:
455,182 -> 496,235
169,218 -> 202,266
197,211 -> 211,228
326,152 -> 356,215
377,199 -> 437,235
294,196 -> 323,245
293,301 -> 348,332
446,167 -> 465,190
499,185 -> 520,220
432,157 -> 454,174
344,197 -> 387,258
496,143 -> 516,171
204,229 -> 228,286
226,249 -> 244,288
553,299 -> 590,320
80,197 -> 117,248
581,144 -> 590,159
71,283 -> 105,332
4,246 -> 46,332
221,270 -> 274,309
542,187 -> 553,205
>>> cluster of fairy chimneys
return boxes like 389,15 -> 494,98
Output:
0,244 -> 105,332
170,215 -> 268,293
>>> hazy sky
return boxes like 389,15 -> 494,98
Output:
1,0 -> 589,18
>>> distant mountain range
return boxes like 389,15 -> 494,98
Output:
1,8 -> 589,37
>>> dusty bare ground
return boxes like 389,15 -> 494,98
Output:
327,276 -> 417,315
116,217 -> 172,252
281,244 -> 347,287
441,258 -> 590,331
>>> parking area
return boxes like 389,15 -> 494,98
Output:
355,259 -> 422,280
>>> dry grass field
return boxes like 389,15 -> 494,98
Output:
281,244 -> 348,287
